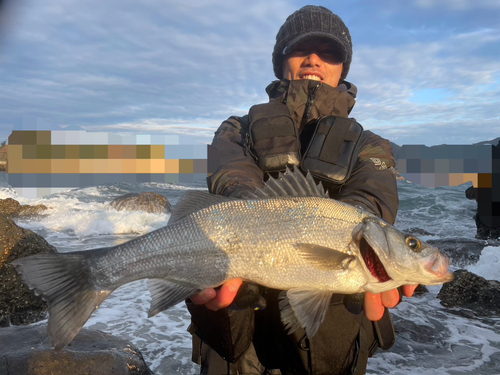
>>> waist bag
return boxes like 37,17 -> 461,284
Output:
302,116 -> 364,184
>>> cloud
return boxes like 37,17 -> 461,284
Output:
347,21 -> 500,145
0,0 -> 499,147
414,0 -> 500,10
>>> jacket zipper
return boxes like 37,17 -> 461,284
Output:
300,82 -> 321,130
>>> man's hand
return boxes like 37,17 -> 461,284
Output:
364,285 -> 418,321
191,279 -> 418,320
190,278 -> 243,311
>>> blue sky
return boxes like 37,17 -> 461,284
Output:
0,0 -> 499,146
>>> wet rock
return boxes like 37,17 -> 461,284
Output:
0,325 -> 153,375
465,186 -> 477,200
426,238 -> 485,267
0,198 -> 48,218
110,192 -> 171,214
438,269 -> 500,317
0,215 -> 57,326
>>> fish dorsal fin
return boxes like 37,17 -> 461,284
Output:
244,167 -> 328,199
279,288 -> 333,337
147,279 -> 199,317
168,191 -> 237,225
297,244 -> 356,271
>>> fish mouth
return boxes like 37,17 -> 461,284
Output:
422,251 -> 454,282
360,238 -> 392,282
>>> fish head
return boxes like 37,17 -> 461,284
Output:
355,218 -> 454,287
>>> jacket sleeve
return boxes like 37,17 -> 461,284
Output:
207,115 -> 265,197
336,131 -> 399,225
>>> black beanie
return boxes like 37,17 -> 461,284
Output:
272,5 -> 353,80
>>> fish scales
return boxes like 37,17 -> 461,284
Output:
189,197 -> 370,292
90,218 -> 229,290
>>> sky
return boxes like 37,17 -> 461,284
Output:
0,0 -> 499,146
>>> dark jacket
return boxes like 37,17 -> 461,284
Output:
207,79 -> 398,224
191,79 -> 399,375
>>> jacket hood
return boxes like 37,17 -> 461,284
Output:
265,79 -> 357,129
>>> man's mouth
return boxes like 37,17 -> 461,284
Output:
300,74 -> 322,81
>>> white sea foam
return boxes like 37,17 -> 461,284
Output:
467,247 -> 500,281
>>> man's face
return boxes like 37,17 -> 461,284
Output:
282,38 -> 344,88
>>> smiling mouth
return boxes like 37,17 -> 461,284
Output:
301,74 -> 322,81
360,238 -> 391,282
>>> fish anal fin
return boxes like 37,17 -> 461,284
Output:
280,289 -> 333,337
147,279 -> 199,317
297,243 -> 356,271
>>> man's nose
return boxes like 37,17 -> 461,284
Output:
302,53 -> 322,66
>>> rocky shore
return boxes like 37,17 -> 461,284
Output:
0,198 -> 157,374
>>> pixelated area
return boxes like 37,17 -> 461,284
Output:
395,143 -> 500,228
6,130 -> 212,198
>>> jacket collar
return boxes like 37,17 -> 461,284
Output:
265,79 -> 357,128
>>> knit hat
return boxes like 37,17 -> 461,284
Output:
272,5 -> 353,80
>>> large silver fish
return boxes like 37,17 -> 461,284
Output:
13,169 -> 453,350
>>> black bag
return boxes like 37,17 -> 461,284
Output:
248,102 -> 301,173
302,116 -> 364,184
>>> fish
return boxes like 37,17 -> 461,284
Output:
13,168 -> 453,350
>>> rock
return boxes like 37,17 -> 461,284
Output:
110,192 -> 172,214
0,215 -> 57,326
465,186 -> 477,200
426,238 -> 485,267
0,198 -> 48,218
0,324 -> 153,375
438,269 -> 500,316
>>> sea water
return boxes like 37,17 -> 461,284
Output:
1,172 -> 499,374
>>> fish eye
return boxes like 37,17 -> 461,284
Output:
406,236 -> 421,252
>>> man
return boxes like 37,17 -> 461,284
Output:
188,5 -> 417,375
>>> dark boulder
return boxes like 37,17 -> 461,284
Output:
0,324 -> 153,375
438,269 -> 500,317
0,215 -> 57,327
465,186 -> 477,201
0,197 -> 48,217
110,192 -> 171,214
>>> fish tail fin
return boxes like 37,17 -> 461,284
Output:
13,253 -> 112,350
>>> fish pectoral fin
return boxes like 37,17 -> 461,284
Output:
279,289 -> 333,337
297,243 -> 355,271
168,191 -> 237,225
147,279 -> 199,317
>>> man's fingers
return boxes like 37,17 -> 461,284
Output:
190,288 -> 217,305
381,289 -> 400,308
364,291 -> 384,321
402,284 -> 418,297
205,278 -> 243,311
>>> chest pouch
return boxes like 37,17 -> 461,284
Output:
302,116 -> 364,184
248,102 -> 301,173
